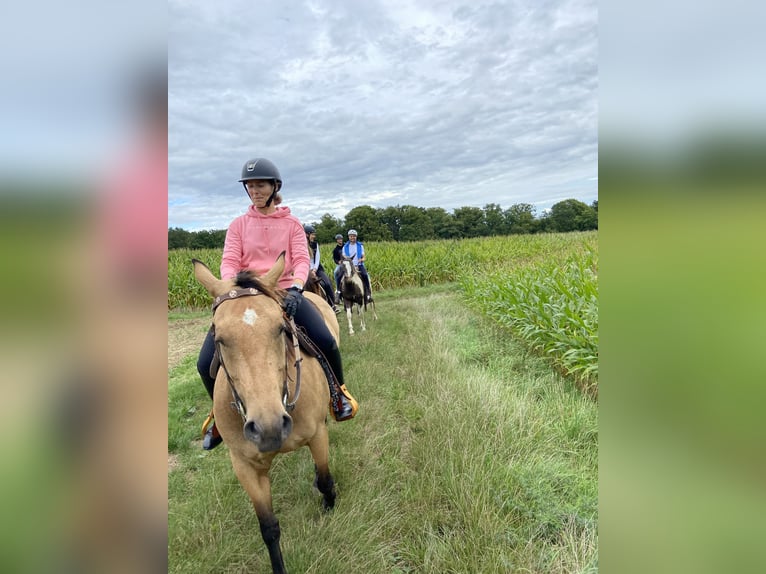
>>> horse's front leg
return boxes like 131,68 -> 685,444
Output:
359,304 -> 366,332
345,304 -> 355,335
308,425 -> 336,510
231,457 -> 286,574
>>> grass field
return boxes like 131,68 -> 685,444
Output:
168,283 -> 598,573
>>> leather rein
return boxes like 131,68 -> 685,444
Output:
210,288 -> 303,421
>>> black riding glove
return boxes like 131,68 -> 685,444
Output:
283,286 -> 303,318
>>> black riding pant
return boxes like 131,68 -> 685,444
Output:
315,266 -> 336,306
197,296 -> 345,401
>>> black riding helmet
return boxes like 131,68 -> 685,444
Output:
239,158 -> 282,206
303,224 -> 316,235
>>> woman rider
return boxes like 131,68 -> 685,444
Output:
197,158 -> 358,449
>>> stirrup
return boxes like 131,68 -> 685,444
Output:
331,384 -> 359,422
201,410 -> 215,437
201,410 -> 223,450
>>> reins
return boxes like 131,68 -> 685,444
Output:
210,287 -> 303,420
282,316 -> 302,412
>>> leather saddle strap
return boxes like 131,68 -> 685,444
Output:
293,326 -> 343,403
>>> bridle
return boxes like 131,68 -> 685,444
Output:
210,288 -> 303,422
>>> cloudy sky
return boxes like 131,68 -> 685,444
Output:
168,0 -> 597,231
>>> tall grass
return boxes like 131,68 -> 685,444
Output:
460,243 -> 598,392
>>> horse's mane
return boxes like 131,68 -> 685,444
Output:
235,270 -> 283,302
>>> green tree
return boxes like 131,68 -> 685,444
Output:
168,227 -> 191,250
548,199 -> 596,232
379,205 -> 403,241
483,203 -> 507,236
314,213 -> 344,244
189,229 -> 225,249
535,211 -> 553,233
344,205 -> 393,241
399,205 -> 434,241
453,206 -> 485,238
577,205 -> 598,230
504,203 -> 536,234
425,207 -> 460,239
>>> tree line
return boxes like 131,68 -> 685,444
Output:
169,198 -> 597,249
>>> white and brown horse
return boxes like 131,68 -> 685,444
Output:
338,255 -> 378,335
192,253 -> 339,574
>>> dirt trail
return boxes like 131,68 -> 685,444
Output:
168,317 -> 209,369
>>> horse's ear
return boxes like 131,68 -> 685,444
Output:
192,258 -> 230,297
261,251 -> 286,289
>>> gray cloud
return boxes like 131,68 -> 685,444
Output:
169,0 -> 597,230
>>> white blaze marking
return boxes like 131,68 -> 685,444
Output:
242,308 -> 257,325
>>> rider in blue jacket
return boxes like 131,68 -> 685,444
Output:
342,229 -> 372,301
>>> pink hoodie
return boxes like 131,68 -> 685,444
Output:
220,205 -> 310,289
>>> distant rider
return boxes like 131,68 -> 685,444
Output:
304,224 -> 340,314
332,233 -> 345,303
342,229 -> 372,301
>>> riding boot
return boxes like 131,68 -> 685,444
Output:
322,345 -> 358,421
203,423 -> 223,450
201,411 -> 223,450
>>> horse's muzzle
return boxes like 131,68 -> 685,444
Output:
243,414 -> 293,452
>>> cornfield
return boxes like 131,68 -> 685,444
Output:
459,238 -> 598,392
168,231 -> 598,389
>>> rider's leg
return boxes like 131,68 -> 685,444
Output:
292,298 -> 358,420
333,266 -> 343,302
197,327 -> 222,449
359,266 -> 372,300
197,327 -> 216,400
318,268 -> 337,309
326,266 -> 337,292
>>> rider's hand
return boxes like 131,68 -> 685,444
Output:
283,286 -> 303,318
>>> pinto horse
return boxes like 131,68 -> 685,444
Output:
192,253 -> 339,574
339,256 -> 378,335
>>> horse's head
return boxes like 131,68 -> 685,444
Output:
193,253 -> 294,453
340,256 -> 356,279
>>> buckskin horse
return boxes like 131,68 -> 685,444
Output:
339,255 -> 378,335
192,253 -> 339,574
